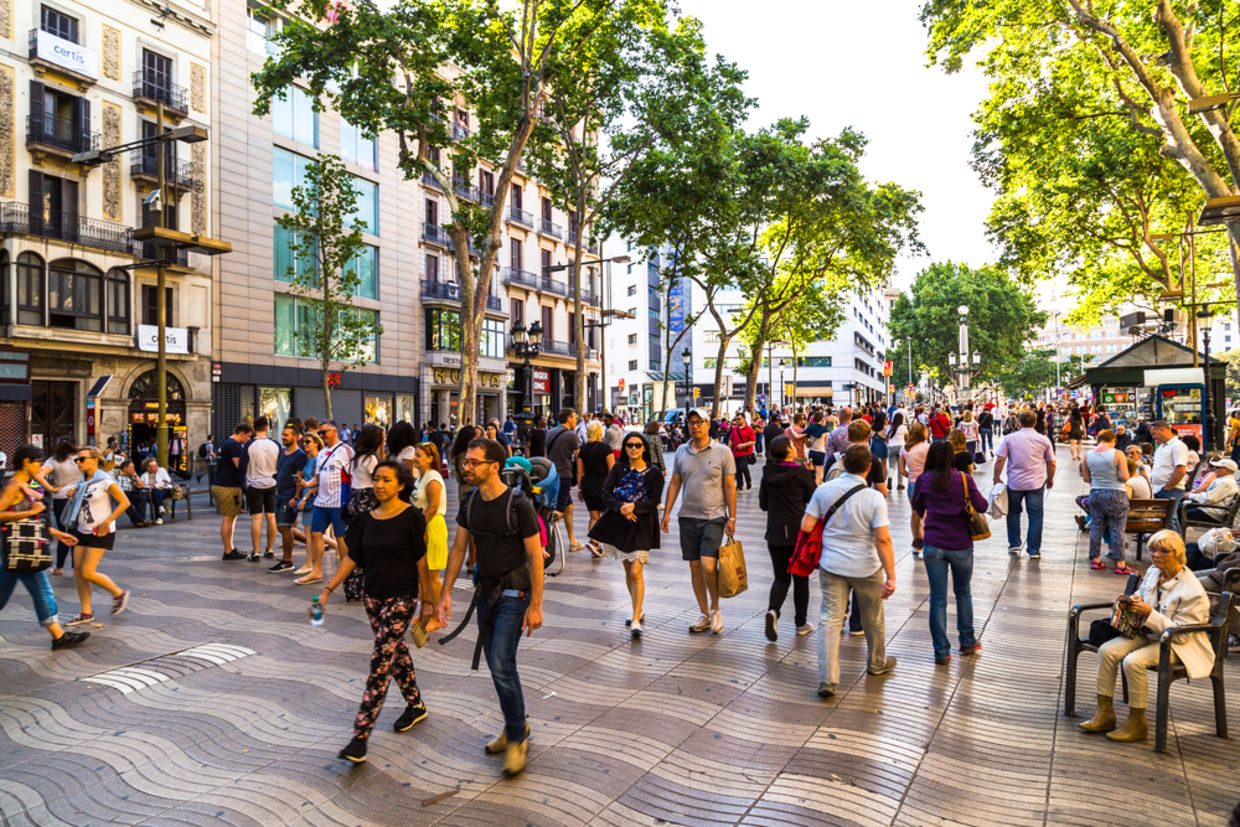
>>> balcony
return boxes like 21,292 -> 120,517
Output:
421,170 -> 444,190
478,189 -> 495,207
26,114 -> 97,158
28,29 -> 99,87
539,219 -> 563,240
507,205 -> 534,228
542,339 -> 573,356
0,202 -> 133,255
422,221 -> 452,247
502,266 -> 540,289
420,280 -> 501,311
129,152 -> 194,191
451,122 -> 470,141
133,71 -> 188,116
540,273 -> 568,296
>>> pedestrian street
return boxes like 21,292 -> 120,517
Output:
1,444 -> 1237,826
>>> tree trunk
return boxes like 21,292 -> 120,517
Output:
455,234 -> 478,426
571,193 -> 588,414
322,275 -> 333,420
792,342 -> 799,406
744,335 -> 765,414
711,334 -> 730,418
322,358 -> 333,420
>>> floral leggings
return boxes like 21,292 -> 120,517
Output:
354,593 -> 423,739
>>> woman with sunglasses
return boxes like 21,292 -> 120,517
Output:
410,442 -> 447,629
60,446 -> 131,626
588,433 -> 664,638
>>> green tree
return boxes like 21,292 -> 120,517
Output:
276,155 -> 379,419
994,348 -> 1059,400
1216,348 -> 1240,401
890,262 -> 1047,392
921,0 -> 1240,328
254,0 -> 634,424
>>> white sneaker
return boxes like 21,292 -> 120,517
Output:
689,614 -> 711,633
630,619 -> 643,639
154,518 -> 164,525
796,624 -> 814,636
1008,546 -> 1022,555
710,609 -> 723,635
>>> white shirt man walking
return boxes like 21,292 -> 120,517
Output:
801,444 -> 896,699
244,415 -> 282,561
662,408 -> 737,635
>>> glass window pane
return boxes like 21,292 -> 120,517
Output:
274,222 -> 292,282
347,176 -> 377,234
273,147 -> 294,210
274,293 -> 295,355
351,245 -> 377,299
273,86 -> 318,147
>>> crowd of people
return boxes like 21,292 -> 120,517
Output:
3,393 -> 1236,777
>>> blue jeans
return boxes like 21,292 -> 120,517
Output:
979,428 -> 993,454
478,589 -> 530,743
0,569 -> 59,627
1088,488 -> 1128,561
1154,488 -> 1184,532
921,544 -> 975,659
1005,487 -> 1045,555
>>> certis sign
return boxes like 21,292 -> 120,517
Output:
136,325 -> 189,354
32,31 -> 99,79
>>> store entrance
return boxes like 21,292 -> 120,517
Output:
30,380 -> 76,451
127,370 -> 188,474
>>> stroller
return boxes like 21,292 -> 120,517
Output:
501,456 -> 566,577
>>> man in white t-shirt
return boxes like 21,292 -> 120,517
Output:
244,415 -> 282,560
1150,420 -> 1189,529
298,420 -> 353,584
801,444 -> 896,700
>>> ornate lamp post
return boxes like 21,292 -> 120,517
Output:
778,359 -> 787,412
511,320 -> 542,413
681,348 -> 692,418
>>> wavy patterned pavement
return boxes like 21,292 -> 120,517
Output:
1,444 -> 1237,826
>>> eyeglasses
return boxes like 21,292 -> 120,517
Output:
74,457 -> 89,464
461,458 -> 496,468
688,419 -> 708,427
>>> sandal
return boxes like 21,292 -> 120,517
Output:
1090,559 -> 1107,570
589,541 -> 604,559
1114,563 -> 1137,575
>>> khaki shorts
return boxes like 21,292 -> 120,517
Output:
212,485 -> 243,517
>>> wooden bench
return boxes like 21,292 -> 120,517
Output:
1125,498 -> 1174,560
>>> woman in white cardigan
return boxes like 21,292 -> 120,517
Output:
1079,529 -> 1214,742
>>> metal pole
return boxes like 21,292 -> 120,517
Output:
1202,323 -> 1211,452
155,100 -> 169,471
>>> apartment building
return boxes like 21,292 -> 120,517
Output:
212,3 -> 600,430
686,281 -> 892,413
0,0 -> 215,457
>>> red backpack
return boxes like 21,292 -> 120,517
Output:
788,484 -> 865,576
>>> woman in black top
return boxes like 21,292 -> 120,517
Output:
577,421 -> 615,558
318,460 -> 433,764
527,416 -> 547,458
588,434 -> 664,638
758,435 -> 817,641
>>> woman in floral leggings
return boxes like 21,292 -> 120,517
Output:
316,460 -> 433,764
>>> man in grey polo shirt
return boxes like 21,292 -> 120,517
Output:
662,407 -> 737,635
801,444 -> 896,699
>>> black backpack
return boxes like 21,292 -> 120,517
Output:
465,486 -> 529,540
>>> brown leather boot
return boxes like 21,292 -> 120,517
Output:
1106,707 -> 1148,742
484,721 -> 531,754
1078,695 -> 1116,733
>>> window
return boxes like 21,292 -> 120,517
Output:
40,5 -> 78,42
47,258 -> 102,331
276,295 -> 377,362
16,252 -> 44,326
28,170 -> 78,239
511,299 -> 524,323
273,147 -> 312,211
796,356 -> 832,367
106,269 -> 129,335
510,238 -> 523,271
627,285 -> 637,297
29,81 -> 89,153
273,222 -> 317,284
425,198 -> 438,227
541,196 -> 553,222
348,176 -> 378,233
541,249 -> 552,276
567,311 -> 575,344
272,85 -> 318,147
628,360 -> 638,371
628,334 -> 637,345
512,185 -> 523,210
140,50 -> 174,102
541,305 -> 553,340
479,170 -> 494,198
141,284 -> 173,326
340,118 -> 375,171
140,120 -> 177,177
482,318 -> 505,359
246,3 -> 279,55
346,245 -> 377,299
425,308 -> 460,351
425,253 -> 440,282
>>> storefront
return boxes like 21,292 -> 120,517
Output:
423,363 -> 506,426
127,370 -> 189,472
1071,335 -> 1225,449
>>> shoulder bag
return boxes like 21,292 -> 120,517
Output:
960,471 -> 990,541
788,484 -> 865,577
2,517 -> 52,572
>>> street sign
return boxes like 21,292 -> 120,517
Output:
618,377 -> 625,391
883,361 -> 892,377
888,384 -> 894,393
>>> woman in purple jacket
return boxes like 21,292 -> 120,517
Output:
911,441 -> 988,664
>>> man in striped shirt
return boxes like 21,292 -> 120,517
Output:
297,420 -> 354,585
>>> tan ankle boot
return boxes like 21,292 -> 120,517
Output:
501,738 -> 528,777
1079,695 -> 1116,733
484,721 -> 531,754
1106,708 -> 1148,742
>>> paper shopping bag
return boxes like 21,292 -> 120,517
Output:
717,538 -> 748,598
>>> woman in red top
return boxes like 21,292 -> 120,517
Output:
729,413 -> 757,491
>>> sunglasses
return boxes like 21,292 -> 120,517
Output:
74,456 -> 89,464
624,442 -> 645,450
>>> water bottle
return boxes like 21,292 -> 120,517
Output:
310,595 -> 324,626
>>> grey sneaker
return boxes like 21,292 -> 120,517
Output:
796,624 -> 814,636
867,656 -> 898,676
688,614 -> 710,633
111,590 -> 129,617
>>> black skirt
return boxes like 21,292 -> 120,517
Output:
588,508 -> 660,553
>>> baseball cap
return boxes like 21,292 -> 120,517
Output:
686,407 -> 711,422
1209,457 -> 1238,473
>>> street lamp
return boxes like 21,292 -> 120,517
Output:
1198,306 -> 1215,451
778,359 -> 787,411
681,349 -> 692,418
74,112 -> 226,470
511,320 -> 542,413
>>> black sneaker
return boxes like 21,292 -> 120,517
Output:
247,551 -> 260,562
338,736 -> 367,763
263,550 -> 275,558
222,550 -> 246,560
393,699 -> 428,732
51,630 -> 90,650
268,561 -> 295,573
764,609 -> 778,642
817,682 -> 835,699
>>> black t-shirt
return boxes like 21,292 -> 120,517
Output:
345,507 -> 427,599
528,428 -> 546,458
953,450 -> 973,472
763,422 -> 785,448
275,447 -> 306,501
579,442 -> 613,486
214,438 -> 247,488
456,486 -> 540,578
823,450 -> 886,488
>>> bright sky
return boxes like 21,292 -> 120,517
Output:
679,0 -> 999,289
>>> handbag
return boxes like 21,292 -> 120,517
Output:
960,472 -> 990,541
2,518 -> 52,572
1110,597 -> 1143,638
973,451 -> 985,465
788,484 -> 865,576
717,535 -> 748,598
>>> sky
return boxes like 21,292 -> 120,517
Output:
678,0 -> 999,289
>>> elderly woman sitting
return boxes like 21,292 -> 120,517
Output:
1079,530 -> 1214,742
1183,458 -> 1239,524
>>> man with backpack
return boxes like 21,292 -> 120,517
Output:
545,408 -> 584,551
437,437 -> 543,778
801,444 -> 897,700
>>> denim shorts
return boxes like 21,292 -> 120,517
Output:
311,505 -> 347,535
276,503 -> 299,527
679,516 -> 726,561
